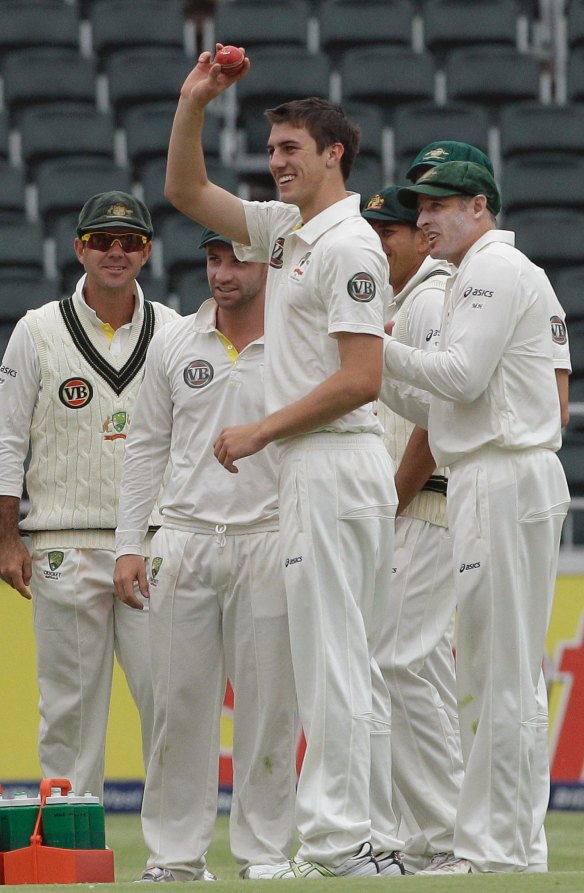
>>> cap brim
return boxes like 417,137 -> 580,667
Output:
78,221 -> 151,235
199,235 -> 232,249
406,160 -> 439,183
396,184 -> 461,209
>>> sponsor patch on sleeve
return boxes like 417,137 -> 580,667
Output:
347,272 -> 376,302
550,315 -> 567,345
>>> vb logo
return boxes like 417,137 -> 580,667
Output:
59,377 -> 93,408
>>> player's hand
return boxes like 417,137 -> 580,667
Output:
114,555 -> 150,609
0,537 -> 32,600
180,44 -> 250,105
213,422 -> 266,473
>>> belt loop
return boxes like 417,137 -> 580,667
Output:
214,524 -> 227,548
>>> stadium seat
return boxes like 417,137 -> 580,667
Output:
506,209 -> 584,280
0,221 -> 45,281
0,111 -> 9,162
2,47 -> 97,126
173,267 -> 212,316
211,0 -> 311,52
498,102 -> 584,161
422,0 -> 521,60
554,266 -> 584,325
567,0 -> 584,50
318,0 -> 413,64
235,47 -> 331,140
0,0 -> 80,55
445,47 -> 543,107
89,0 -> 186,64
19,104 -> 116,177
124,102 -> 222,178
393,101 -> 490,181
566,48 -> 584,101
344,102 -> 385,164
340,48 -> 436,123
0,160 -> 27,223
36,157 -> 132,233
105,47 -> 193,125
0,277 -> 60,325
140,156 -> 239,227
160,215 -> 207,291
501,156 -> 584,216
346,156 -> 385,206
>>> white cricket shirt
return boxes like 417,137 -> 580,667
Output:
235,194 -> 391,436
116,299 -> 279,556
384,230 -> 562,468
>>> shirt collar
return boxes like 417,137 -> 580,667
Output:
456,229 -> 515,273
72,273 -> 144,329
293,193 -> 361,245
193,297 -> 265,345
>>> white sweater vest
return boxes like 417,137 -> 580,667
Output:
22,296 -> 177,549
381,271 -> 449,528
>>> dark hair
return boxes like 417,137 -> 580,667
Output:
264,97 -> 360,181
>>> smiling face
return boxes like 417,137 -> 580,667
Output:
75,227 -> 152,292
368,220 -> 428,293
267,122 -> 345,220
416,194 -> 485,267
206,241 -> 267,311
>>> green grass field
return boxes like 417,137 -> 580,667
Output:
6,810 -> 582,891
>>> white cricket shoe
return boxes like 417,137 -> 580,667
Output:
243,843 -> 379,879
136,867 -> 217,882
417,856 -> 475,875
373,851 -> 406,876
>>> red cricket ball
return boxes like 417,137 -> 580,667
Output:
214,45 -> 245,75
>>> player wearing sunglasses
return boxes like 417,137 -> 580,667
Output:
0,191 -> 179,801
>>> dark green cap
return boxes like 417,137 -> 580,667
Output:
77,191 -> 153,237
361,187 -> 419,225
199,228 -> 232,249
406,141 -> 494,183
397,161 -> 501,216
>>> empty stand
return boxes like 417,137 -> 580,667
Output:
35,157 -> 132,232
318,0 -> 413,63
567,0 -> 584,50
124,102 -> 222,178
19,104 -> 116,177
160,215 -> 207,291
0,0 -> 80,55
2,47 -> 97,125
173,267 -> 212,316
89,0 -> 186,64
105,47 -> 193,124
0,221 -> 45,281
346,156 -> 384,206
445,46 -> 543,107
141,156 -> 239,227
506,209 -> 584,279
501,156 -> 584,216
422,0 -> 521,59
566,47 -> 584,100
0,160 -> 27,223
340,48 -> 436,123
210,0 -> 311,51
499,101 -> 584,160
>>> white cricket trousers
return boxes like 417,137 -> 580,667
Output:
278,433 -> 402,866
375,516 -> 463,869
447,446 -> 570,872
141,524 -> 298,880
31,547 -> 153,800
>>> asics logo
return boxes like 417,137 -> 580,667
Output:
460,562 -> 481,573
285,556 -> 303,567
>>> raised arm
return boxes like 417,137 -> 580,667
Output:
165,46 -> 250,244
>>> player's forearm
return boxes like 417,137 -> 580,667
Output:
165,98 -> 249,243
0,496 -> 22,545
259,365 -> 380,445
